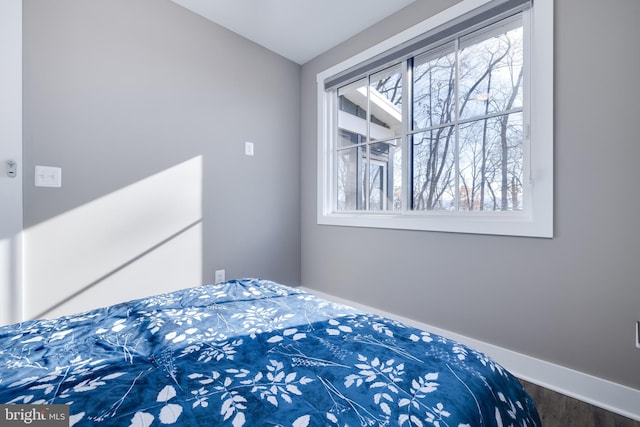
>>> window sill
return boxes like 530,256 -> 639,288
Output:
318,210 -> 552,238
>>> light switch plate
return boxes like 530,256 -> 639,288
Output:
35,165 -> 62,188
244,141 -> 254,156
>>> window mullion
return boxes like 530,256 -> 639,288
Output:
453,37 -> 461,212
523,7 -> 533,189
364,77 -> 371,211
403,58 -> 412,212
332,91 -> 339,213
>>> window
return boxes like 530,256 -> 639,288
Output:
317,0 -> 553,237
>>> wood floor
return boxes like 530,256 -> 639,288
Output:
520,380 -> 640,427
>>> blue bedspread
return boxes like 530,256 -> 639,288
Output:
0,279 -> 540,426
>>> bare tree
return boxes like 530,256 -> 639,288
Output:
412,25 -> 524,212
336,24 -> 524,213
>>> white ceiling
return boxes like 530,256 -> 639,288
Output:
170,0 -> 416,65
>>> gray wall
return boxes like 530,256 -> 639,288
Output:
22,0 -> 300,318
301,0 -> 640,391
20,0 -> 640,393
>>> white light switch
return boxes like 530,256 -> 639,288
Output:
35,165 -> 62,188
244,141 -> 254,156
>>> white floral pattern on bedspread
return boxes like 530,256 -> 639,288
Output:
0,278 -> 540,426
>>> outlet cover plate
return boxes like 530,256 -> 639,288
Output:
215,269 -> 225,284
35,165 -> 62,188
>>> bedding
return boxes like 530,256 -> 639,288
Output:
0,278 -> 540,426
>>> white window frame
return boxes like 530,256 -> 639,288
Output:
317,0 -> 553,238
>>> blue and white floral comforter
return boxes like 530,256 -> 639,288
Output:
0,279 -> 540,426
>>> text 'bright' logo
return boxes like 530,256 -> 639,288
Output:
4,407 -> 47,424
0,405 -> 69,426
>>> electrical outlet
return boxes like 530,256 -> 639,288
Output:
215,269 -> 225,284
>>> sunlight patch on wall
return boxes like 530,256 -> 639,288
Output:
23,156 -> 203,319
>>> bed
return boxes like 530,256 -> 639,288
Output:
0,278 -> 540,426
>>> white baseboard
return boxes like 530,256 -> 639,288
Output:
300,287 -> 640,422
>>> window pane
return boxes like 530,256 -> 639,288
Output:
392,140 -> 403,211
368,139 -> 402,211
458,23 -> 523,121
337,146 -> 365,211
338,128 -> 364,148
413,46 -> 456,130
369,161 -> 384,210
458,112 -> 523,211
369,65 -> 403,141
338,78 -> 368,144
412,127 -> 456,211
